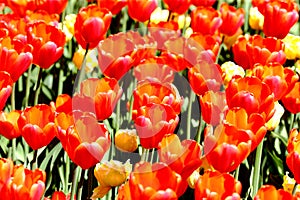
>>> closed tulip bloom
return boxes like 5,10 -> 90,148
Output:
190,6 -> 222,36
134,103 -> 179,149
0,71 -> 12,111
254,185 -> 294,200
17,104 -> 57,150
127,0 -> 157,22
195,169 -> 241,199
118,162 -> 182,199
219,3 -> 245,36
282,34 -> 300,60
249,6 -> 264,30
220,61 -> 245,87
74,4 -> 112,49
263,0 -> 299,39
281,82 -> 300,114
27,21 -> 66,69
286,129 -> 300,184
58,114 -> 111,169
35,0 -> 68,15
0,110 -> 21,139
115,129 -> 138,152
97,0 -> 127,15
163,0 -> 191,15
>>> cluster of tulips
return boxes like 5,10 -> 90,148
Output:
0,0 -> 300,199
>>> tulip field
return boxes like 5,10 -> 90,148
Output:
0,0 -> 300,199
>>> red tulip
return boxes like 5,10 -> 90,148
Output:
118,162 -> 182,199
254,185 -> 294,200
57,114 -> 110,169
73,77 -> 122,121
219,3 -> 245,36
35,0 -> 68,15
134,103 -> 179,149
251,63 -> 299,101
281,82 -> 300,114
163,0 -> 191,14
0,110 -> 21,139
45,191 -> 73,200
97,0 -> 127,15
74,4 -> 112,49
0,71 -> 12,110
158,134 -> 202,180
263,0 -> 299,39
27,21 -> 66,69
286,128 -> 300,184
18,104 -> 57,150
127,0 -> 157,22
232,34 -> 286,70
195,169 -> 242,199
5,0 -> 36,17
192,0 -> 216,7
190,6 -> 222,36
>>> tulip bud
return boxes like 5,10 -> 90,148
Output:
115,129 -> 138,152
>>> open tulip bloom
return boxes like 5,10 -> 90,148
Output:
0,0 -> 299,199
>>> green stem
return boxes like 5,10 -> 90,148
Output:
293,183 -> 298,196
122,7 -> 128,32
150,148 -> 155,163
34,68 -> 43,105
235,165 -> 240,180
187,89 -> 195,139
11,139 -> 16,161
24,64 -> 32,107
252,140 -> 264,198
71,166 -> 82,200
32,150 -> 38,170
195,96 -> 202,144
64,153 -> 70,194
77,169 -> 86,200
87,167 -> 95,198
11,83 -> 15,110
73,46 -> 89,93
58,68 -> 64,95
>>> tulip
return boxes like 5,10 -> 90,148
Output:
281,82 -> 300,114
127,0 -> 157,22
0,110 -> 21,139
262,0 -> 299,39
97,0 -> 127,15
5,0 -> 36,17
249,6 -> 264,30
73,77 -> 122,121
118,162 -> 182,199
232,34 -> 286,70
17,104 -> 57,150
134,103 -> 179,149
282,34 -> 300,60
0,71 -> 12,110
163,0 -> 191,15
219,3 -> 245,36
254,185 -> 294,200
158,134 -> 202,180
35,0 -> 68,15
195,169 -> 242,199
27,21 -> 66,69
74,4 -> 112,49
286,129 -> 300,184
220,61 -> 245,87
92,160 -> 131,198
44,191 -> 73,200
190,6 -> 222,36
115,129 -> 138,152
57,114 -> 110,169
192,0 -> 216,7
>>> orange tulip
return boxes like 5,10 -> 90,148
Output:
74,4 -> 112,49
127,0 -> 157,22
0,158 -> 46,200
17,104 -> 57,150
232,34 -> 286,70
115,129 -> 138,152
158,134 -> 202,180
97,0 -> 127,15
0,71 -> 12,110
73,77 -> 122,121
200,91 -> 227,126
5,0 -> 36,17
195,169 -> 241,199
97,31 -> 134,80
251,63 -> 299,101
163,0 -> 191,14
134,103 -> 179,149
57,114 -> 110,169
132,79 -> 183,119
262,0 -> 299,39
286,129 -> 300,184
0,110 -> 21,139
226,76 -> 275,122
190,6 -> 222,36
0,40 -> 33,82
219,3 -> 245,36
254,185 -> 294,200
35,0 -> 68,15
27,21 -> 66,69
281,82 -> 300,114
118,162 -> 182,200
51,94 -> 73,114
